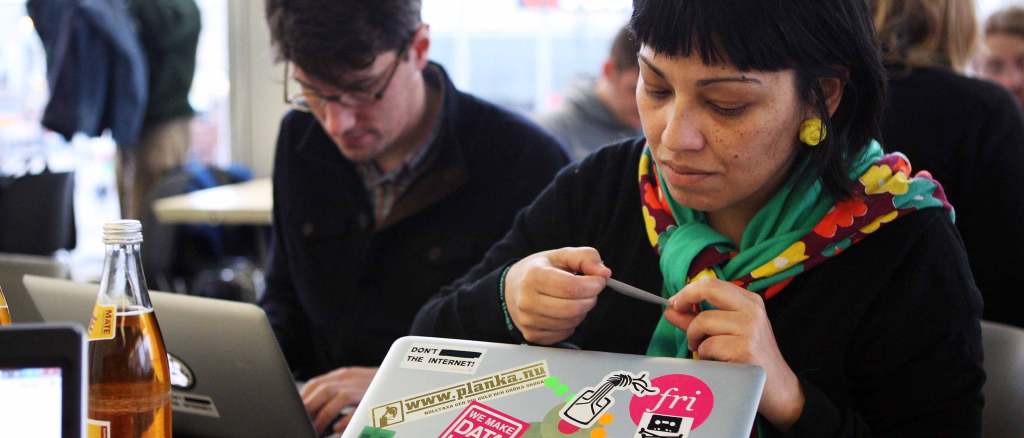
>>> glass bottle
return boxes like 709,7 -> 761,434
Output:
0,286 -> 11,325
86,220 -> 171,438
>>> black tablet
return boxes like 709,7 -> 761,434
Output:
0,323 -> 86,438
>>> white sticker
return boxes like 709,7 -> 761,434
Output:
633,412 -> 693,438
560,370 -> 659,428
371,360 -> 548,429
171,391 -> 221,418
399,342 -> 487,375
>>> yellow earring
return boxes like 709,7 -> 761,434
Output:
799,118 -> 827,147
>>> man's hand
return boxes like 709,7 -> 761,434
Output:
301,366 -> 378,434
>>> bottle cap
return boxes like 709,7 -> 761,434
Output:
103,220 -> 143,244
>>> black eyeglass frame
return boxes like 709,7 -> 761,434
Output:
284,40 -> 412,112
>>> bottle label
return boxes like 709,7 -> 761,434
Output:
86,419 -> 111,438
87,304 -> 118,341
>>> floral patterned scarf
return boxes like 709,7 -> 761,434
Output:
640,140 -> 954,358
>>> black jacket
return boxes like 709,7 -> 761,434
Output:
882,66 -> 1024,327
261,64 -> 568,379
130,0 -> 200,125
27,0 -> 148,146
413,140 -> 985,437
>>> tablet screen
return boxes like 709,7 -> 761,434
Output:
0,367 -> 63,438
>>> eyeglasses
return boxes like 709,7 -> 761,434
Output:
284,42 -> 410,112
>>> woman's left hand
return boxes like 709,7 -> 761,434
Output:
665,278 -> 805,431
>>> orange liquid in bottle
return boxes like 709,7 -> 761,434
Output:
0,287 -> 11,325
88,308 -> 171,437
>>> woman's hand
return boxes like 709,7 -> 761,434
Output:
504,247 -> 611,345
665,278 -> 805,431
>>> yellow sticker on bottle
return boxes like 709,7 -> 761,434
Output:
87,304 -> 118,341
87,419 -> 111,438
0,286 -> 7,305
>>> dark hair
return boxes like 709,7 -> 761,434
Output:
986,6 -> 1024,40
630,0 -> 887,199
610,25 -> 640,71
265,0 -> 421,83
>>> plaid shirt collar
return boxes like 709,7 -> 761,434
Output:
354,133 -> 435,190
354,72 -> 443,223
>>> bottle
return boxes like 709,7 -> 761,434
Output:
0,286 -> 11,325
86,220 -> 171,438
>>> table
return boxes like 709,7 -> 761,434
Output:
153,178 -> 272,225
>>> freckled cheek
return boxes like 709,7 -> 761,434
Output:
639,112 -> 668,148
716,127 -> 759,163
720,125 -> 779,177
707,126 -> 727,149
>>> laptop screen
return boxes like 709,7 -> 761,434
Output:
0,366 -> 64,438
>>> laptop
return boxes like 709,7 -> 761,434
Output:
17,274 -> 318,438
0,323 -> 87,438
342,336 -> 765,438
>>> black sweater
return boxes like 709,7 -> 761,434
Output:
261,64 -> 568,379
882,66 -> 1024,327
412,140 -> 985,437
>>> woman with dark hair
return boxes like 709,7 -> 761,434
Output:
873,0 -> 1024,329
413,0 -> 984,435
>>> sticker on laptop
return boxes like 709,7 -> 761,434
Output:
632,412 -> 694,438
559,370 -> 659,428
439,401 -> 530,438
171,391 -> 221,418
370,360 -> 549,429
400,342 -> 486,375
628,374 -> 714,430
358,426 -> 396,438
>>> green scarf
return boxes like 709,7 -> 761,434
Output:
641,141 -> 953,357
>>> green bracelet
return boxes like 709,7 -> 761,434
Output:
498,265 -> 516,334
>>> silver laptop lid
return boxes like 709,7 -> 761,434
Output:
343,336 -> 765,438
21,275 -> 317,438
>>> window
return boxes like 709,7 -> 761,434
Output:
0,0 -> 230,280
423,0 -> 632,114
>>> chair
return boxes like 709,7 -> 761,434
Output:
981,320 -> 1024,437
141,162 -> 261,302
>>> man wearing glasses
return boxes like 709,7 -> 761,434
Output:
262,0 -> 568,434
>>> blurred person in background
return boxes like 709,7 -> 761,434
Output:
974,6 -> 1024,107
261,0 -> 568,434
118,0 -> 201,220
536,26 -> 642,161
872,0 -> 1024,327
